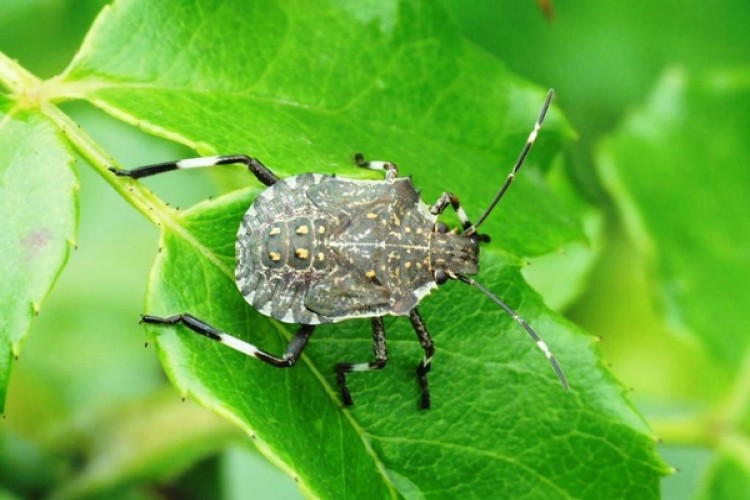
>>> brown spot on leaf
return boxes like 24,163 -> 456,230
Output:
22,228 -> 52,261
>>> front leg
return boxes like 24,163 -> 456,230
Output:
142,313 -> 314,367
110,154 -> 280,187
430,192 -> 490,242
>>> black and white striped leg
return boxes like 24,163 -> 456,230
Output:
409,308 -> 435,410
110,154 -> 279,186
353,153 -> 399,181
430,192 -> 490,242
430,192 -> 472,231
141,314 -> 314,367
335,316 -> 388,407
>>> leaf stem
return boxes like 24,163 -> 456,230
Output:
0,51 -> 38,95
0,50 -> 179,231
38,101 -> 239,278
39,101 -> 172,226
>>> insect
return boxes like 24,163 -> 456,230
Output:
110,89 -> 568,409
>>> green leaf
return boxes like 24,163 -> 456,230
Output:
697,453 -> 750,500
0,100 -> 78,413
51,390 -> 243,499
598,68 -> 750,367
149,188 -> 665,498
28,0 -> 665,496
598,68 -> 750,497
57,0 -> 579,257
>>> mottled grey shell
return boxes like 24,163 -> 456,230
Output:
235,173 -> 438,325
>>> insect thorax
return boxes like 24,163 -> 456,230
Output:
428,232 -> 480,276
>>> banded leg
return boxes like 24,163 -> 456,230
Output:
430,192 -> 473,231
110,154 -> 279,186
141,314 -> 314,367
409,308 -> 435,410
354,153 -> 399,181
335,316 -> 388,406
431,192 -> 490,242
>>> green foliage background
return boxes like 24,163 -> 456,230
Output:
0,0 -> 748,498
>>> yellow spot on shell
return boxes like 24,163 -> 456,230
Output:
366,212 -> 378,219
365,270 -> 377,279
295,248 -> 309,259
318,226 -> 326,234
269,227 -> 281,236
269,252 -> 282,261
296,225 -> 309,235
405,261 -> 412,269
318,252 -> 325,261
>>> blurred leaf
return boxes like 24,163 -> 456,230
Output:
523,157 -> 605,310
0,0 -> 109,78
0,428 -> 59,496
29,0 -> 670,497
51,390 -> 242,499
441,0 -> 750,198
598,68 -> 750,367
0,101 -> 77,413
445,0 -> 750,121
221,444 -> 302,500
598,68 -> 750,498
697,453 -> 750,500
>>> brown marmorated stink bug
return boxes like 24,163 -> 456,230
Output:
110,89 -> 568,409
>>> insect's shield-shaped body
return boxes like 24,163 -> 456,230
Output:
235,172 -> 480,325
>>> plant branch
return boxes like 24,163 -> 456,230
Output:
0,51 -> 38,95
39,101 -> 179,228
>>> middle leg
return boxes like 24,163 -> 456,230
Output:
335,316 -> 388,406
409,308 -> 435,410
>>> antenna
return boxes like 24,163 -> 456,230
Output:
456,273 -> 569,390
464,89 -> 555,235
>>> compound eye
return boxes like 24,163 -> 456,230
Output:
435,222 -> 448,234
434,269 -> 449,285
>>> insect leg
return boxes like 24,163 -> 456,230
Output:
430,192 -> 473,230
353,153 -> 399,181
110,154 -> 279,186
141,314 -> 314,367
409,308 -> 435,410
430,192 -> 490,242
335,316 -> 388,406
